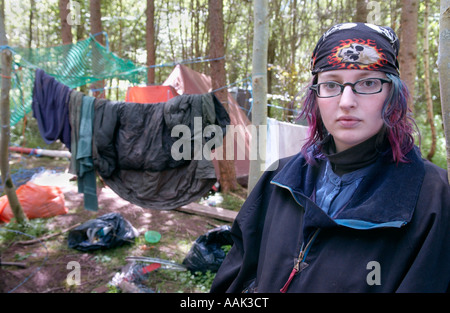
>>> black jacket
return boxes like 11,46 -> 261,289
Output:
211,148 -> 450,292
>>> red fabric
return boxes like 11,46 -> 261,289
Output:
125,85 -> 179,104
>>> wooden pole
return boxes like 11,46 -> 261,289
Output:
0,0 -> 27,223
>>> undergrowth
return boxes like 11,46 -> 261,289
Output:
0,218 -> 50,244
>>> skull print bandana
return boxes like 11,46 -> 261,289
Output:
310,23 -> 400,76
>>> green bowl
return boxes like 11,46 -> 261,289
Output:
144,230 -> 161,243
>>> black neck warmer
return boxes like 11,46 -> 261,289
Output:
321,130 -> 389,176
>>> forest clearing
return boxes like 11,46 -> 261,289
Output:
0,0 -> 449,297
0,152 -> 242,293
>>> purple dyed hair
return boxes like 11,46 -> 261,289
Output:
298,73 -> 417,164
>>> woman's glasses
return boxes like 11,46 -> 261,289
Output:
309,77 -> 392,98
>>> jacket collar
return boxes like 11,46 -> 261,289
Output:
271,147 -> 425,231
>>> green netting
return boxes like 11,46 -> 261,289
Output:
5,35 -> 148,126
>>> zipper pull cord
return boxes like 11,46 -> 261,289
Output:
280,250 -> 304,293
279,229 -> 320,293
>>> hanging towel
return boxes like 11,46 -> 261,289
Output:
68,90 -> 84,174
76,96 -> 98,211
32,69 -> 72,149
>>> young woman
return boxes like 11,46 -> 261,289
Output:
210,23 -> 450,293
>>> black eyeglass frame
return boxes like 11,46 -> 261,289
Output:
309,77 -> 392,98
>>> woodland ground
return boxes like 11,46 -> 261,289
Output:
0,154 -> 243,293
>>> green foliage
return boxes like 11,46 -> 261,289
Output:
220,193 -> 245,212
0,218 -> 49,245
165,270 -> 216,293
10,112 -> 63,149
137,243 -> 231,292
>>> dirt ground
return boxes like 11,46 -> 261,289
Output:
0,154 -> 237,293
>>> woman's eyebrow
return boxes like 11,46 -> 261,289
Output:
318,72 -> 381,82
317,74 -> 343,82
319,73 -> 340,80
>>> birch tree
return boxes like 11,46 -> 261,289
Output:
399,0 -> 419,111
248,0 -> 269,194
439,0 -> 450,180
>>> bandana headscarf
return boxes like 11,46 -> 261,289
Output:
310,23 -> 400,76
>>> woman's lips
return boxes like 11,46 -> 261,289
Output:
337,116 -> 362,128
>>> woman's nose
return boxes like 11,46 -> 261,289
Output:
338,85 -> 357,110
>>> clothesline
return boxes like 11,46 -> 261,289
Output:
89,75 -> 300,116
2,31 -> 300,127
5,31 -> 299,117
32,68 -> 232,212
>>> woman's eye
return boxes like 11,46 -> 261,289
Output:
324,82 -> 338,89
363,80 -> 375,86
360,79 -> 377,87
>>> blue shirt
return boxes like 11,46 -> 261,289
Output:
315,160 -> 376,218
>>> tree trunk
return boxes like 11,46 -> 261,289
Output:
28,0 -> 35,48
424,0 -> 436,161
439,0 -> 450,181
398,0 -> 419,111
89,0 -> 105,98
248,0 -> 269,194
287,0 -> 299,121
354,0 -> 368,22
89,0 -> 103,44
209,0 -> 237,193
146,0 -> 155,85
267,36 -> 275,118
0,0 -> 27,224
59,0 -> 73,45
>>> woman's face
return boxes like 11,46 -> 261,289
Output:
316,69 -> 390,153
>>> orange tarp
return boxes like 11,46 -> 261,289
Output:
125,85 -> 179,104
0,182 -> 68,223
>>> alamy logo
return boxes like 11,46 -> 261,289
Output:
170,117 -> 280,171
67,1 -> 81,26
366,1 -> 381,25
66,261 -> 81,286
366,261 -> 381,286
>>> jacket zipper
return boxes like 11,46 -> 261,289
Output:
280,229 -> 320,293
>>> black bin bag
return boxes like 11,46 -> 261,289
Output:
182,225 -> 233,274
68,212 -> 139,252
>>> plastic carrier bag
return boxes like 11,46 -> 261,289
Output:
68,212 -> 139,252
0,182 -> 68,223
182,225 -> 233,274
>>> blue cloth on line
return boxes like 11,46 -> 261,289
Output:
32,69 -> 72,149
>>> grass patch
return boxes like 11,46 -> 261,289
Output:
221,193 -> 245,211
0,218 -> 50,245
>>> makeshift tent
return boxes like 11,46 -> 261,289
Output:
165,64 -> 252,186
163,64 -> 213,95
